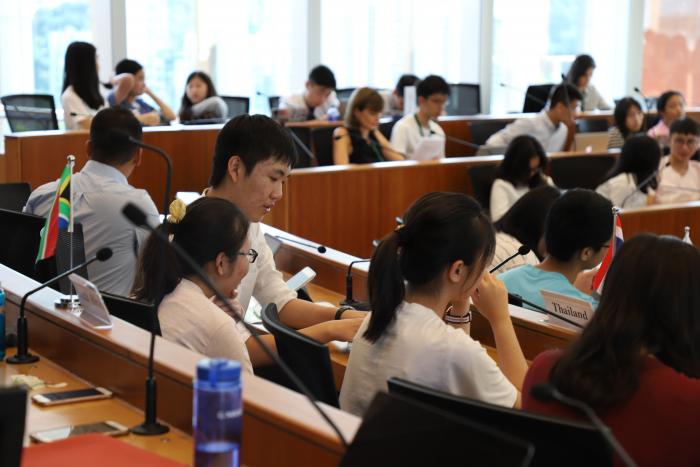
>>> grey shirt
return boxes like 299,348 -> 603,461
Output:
24,160 -> 159,296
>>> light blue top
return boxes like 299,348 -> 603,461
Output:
499,264 -> 598,312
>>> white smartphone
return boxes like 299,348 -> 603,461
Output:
30,420 -> 128,443
32,387 -> 113,406
286,267 -> 316,291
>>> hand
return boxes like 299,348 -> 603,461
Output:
470,272 -> 509,325
324,318 -> 364,342
138,111 -> 161,126
574,267 -> 599,295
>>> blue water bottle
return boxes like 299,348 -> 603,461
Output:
0,281 -> 5,360
193,359 -> 242,467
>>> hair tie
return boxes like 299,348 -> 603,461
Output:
394,224 -> 408,246
167,199 -> 187,224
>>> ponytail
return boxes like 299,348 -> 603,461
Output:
132,222 -> 183,305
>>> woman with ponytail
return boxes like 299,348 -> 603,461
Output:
339,192 -> 528,416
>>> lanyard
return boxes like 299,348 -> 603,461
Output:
414,113 -> 428,137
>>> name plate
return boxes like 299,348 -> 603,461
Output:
540,289 -> 594,330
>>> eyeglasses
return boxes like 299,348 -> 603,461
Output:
672,137 -> 698,147
236,248 -> 258,264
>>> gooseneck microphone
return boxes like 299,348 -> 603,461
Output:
489,245 -> 531,273
340,259 -> 371,310
620,162 -> 670,208
508,293 -> 583,329
121,203 -> 350,448
633,87 -> 651,114
286,128 -> 315,164
275,235 -> 326,254
531,384 -> 637,467
428,129 -> 481,151
7,248 -> 113,365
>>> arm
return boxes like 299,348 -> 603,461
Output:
333,127 -> 351,165
278,298 -> 365,328
489,179 -> 510,221
110,73 -> 135,105
390,123 -> 409,155
374,130 -> 404,161
145,86 -> 176,122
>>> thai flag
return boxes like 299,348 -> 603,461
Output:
591,213 -> 624,295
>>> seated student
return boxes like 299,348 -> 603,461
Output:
133,197 -> 362,374
24,108 -> 159,296
108,59 -> 176,126
489,135 -> 554,221
485,84 -> 582,152
490,185 -> 561,273
333,87 -> 404,164
523,234 -> 700,466
340,192 -> 528,416
566,54 -> 610,111
390,75 -> 450,158
61,41 -> 133,130
204,115 -> 366,332
596,135 -> 661,208
279,65 -> 339,121
178,71 -> 227,122
499,189 -> 613,311
654,117 -> 700,204
383,74 -> 419,118
607,97 -> 645,149
647,90 -> 685,149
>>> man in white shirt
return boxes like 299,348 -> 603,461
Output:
485,83 -> 582,153
390,75 -> 449,158
279,65 -> 340,121
655,117 -> 700,204
25,108 -> 159,295
204,115 -> 366,331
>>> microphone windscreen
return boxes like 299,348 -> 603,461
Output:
317,246 -> 327,254
96,247 -> 113,261
517,245 -> 532,256
530,384 -> 556,402
122,203 -> 148,227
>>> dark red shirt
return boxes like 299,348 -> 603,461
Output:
523,350 -> 700,467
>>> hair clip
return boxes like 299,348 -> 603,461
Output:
167,198 -> 187,224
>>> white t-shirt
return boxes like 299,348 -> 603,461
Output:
485,111 -> 568,153
390,113 -> 445,159
656,157 -> 700,204
61,85 -> 107,130
280,91 -> 340,120
490,232 -> 540,274
159,278 -> 253,374
339,301 -> 518,416
596,173 -> 648,208
489,176 -> 555,222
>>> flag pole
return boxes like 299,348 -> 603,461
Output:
66,155 -> 80,313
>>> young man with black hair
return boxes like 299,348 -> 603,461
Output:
204,115 -> 365,337
390,74 -> 450,158
280,64 -> 339,121
655,117 -> 700,204
499,189 -> 613,311
24,107 -> 159,295
486,83 -> 582,152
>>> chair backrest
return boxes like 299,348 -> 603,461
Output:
0,183 -> 31,212
468,165 -> 499,212
576,119 -> 609,133
445,83 -> 481,116
1,94 -> 58,132
261,303 -> 338,407
341,391 -> 535,467
387,378 -> 612,467
220,96 -> 250,119
336,88 -> 356,100
55,224 -> 88,294
0,208 -> 49,281
523,84 -> 554,113
378,120 -> 396,140
101,292 -> 161,335
550,155 -> 617,190
268,95 -> 281,112
0,387 -> 27,467
288,126 -> 315,168
311,127 -> 336,166
469,120 -> 509,146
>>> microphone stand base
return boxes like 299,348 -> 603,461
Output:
130,422 -> 170,436
6,352 -> 40,365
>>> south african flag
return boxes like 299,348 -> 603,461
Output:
36,163 -> 72,262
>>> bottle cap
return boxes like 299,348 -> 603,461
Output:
196,358 -> 241,384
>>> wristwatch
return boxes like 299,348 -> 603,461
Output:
335,305 -> 355,320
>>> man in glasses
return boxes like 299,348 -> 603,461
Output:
655,117 -> 700,204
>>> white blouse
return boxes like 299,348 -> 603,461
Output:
656,157 -> 700,204
61,85 -> 107,130
489,176 -> 554,222
489,232 -> 540,274
596,173 -> 648,208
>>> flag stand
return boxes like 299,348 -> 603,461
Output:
65,155 -> 82,315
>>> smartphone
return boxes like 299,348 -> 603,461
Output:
30,420 -> 128,443
32,387 -> 113,407
286,267 -> 316,291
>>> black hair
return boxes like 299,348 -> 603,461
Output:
497,135 -> 549,188
115,58 -> 143,76
656,90 -> 683,113
179,71 -> 219,121
364,192 -> 495,343
417,75 -> 451,99
669,116 -> 700,137
544,189 -> 613,262
603,135 -> 661,193
209,114 -> 298,187
613,97 -> 644,137
394,74 -> 419,97
494,185 -> 561,261
308,65 -> 336,89
90,107 -> 143,165
550,234 -> 700,408
133,197 -> 250,305
62,41 -> 104,110
566,54 -> 596,87
548,83 -> 583,108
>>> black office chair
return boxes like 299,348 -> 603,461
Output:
288,126 -> 315,168
523,84 -> 554,113
469,121 -> 509,146
220,96 -> 250,119
0,182 -> 31,211
0,208 -> 49,281
468,165 -> 499,213
268,95 -> 281,112
388,378 -> 611,467
0,387 -> 27,467
550,155 -> 617,190
445,83 -> 481,115
341,391 -> 535,467
378,120 -> 396,140
311,127 -> 336,166
261,303 -> 338,407
576,119 -> 609,133
1,94 -> 59,132
101,292 -> 161,335
336,88 -> 356,100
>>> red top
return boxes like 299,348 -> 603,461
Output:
523,350 -> 700,467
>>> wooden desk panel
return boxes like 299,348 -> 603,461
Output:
619,201 -> 700,239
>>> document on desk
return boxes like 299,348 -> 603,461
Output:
410,136 -> 445,161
